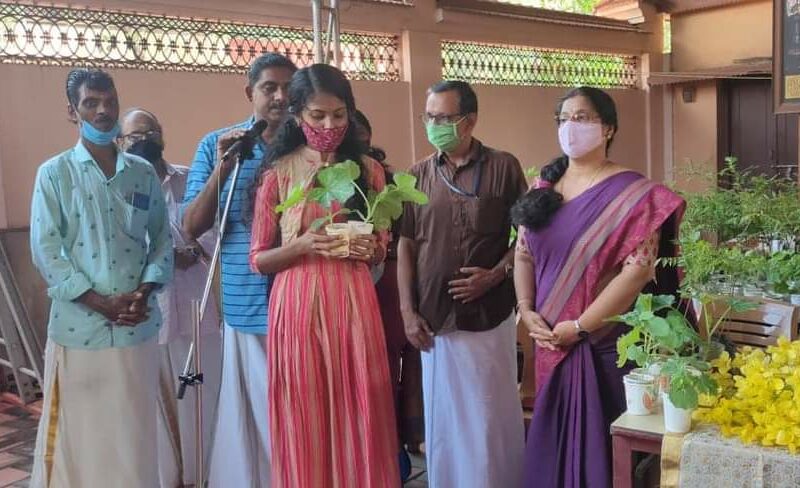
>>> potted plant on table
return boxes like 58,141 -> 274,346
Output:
767,251 -> 800,305
613,294 -> 718,433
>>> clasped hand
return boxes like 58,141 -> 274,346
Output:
296,230 -> 379,263
99,287 -> 152,326
518,310 -> 581,350
447,267 -> 502,304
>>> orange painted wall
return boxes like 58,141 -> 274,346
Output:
0,64 -> 412,227
671,81 -> 718,193
0,0 -> 661,229
670,1 -> 772,72
473,85 -> 648,175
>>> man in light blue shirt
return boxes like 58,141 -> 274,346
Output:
29,68 -> 173,488
182,53 -> 296,487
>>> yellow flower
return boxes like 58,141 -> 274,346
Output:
697,339 -> 800,453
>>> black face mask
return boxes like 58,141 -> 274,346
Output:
126,139 -> 164,165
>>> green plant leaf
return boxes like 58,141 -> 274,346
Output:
310,162 -> 359,209
362,172 -> 429,231
652,294 -> 676,311
391,173 -> 429,204
275,184 -> 306,214
616,329 -> 641,367
524,166 -> 539,179
647,316 -> 671,337
627,345 -> 648,367
635,294 -> 653,314
669,381 -> 698,409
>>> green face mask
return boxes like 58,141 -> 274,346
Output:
425,119 -> 462,152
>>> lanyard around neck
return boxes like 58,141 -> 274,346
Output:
436,157 -> 483,199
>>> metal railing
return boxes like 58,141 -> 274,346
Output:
0,2 -> 401,81
442,39 -> 638,88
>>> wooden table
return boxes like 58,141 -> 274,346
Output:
610,411 -> 665,488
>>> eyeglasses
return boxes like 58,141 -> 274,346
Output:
554,112 -> 601,125
120,129 -> 161,144
421,113 -> 466,125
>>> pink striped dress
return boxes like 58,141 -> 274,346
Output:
250,146 -> 399,488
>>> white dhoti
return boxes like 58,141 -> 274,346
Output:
422,315 -> 525,488
207,325 -> 270,488
30,339 -> 159,488
157,330 -> 223,488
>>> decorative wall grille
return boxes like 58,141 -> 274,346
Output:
365,0 -> 414,5
442,40 -> 638,88
0,2 -> 401,81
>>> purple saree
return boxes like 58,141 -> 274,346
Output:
521,171 -> 685,488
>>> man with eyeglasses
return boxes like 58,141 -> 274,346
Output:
398,80 -> 527,488
119,108 -> 222,488
182,52 -> 297,487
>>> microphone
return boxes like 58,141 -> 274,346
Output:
220,119 -> 269,162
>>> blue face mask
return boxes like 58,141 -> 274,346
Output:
80,119 -> 120,146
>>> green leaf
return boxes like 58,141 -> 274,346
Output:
341,160 -> 361,180
275,184 -> 306,214
310,162 -> 359,209
635,294 -> 653,313
652,294 -> 676,311
647,316 -> 671,337
362,172 -> 429,230
668,381 -> 698,409
627,345 -> 647,367
616,329 -> 641,367
391,173 -> 429,204
697,374 -> 718,395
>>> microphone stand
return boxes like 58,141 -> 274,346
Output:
177,138 -> 255,488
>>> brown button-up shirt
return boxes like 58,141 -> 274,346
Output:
399,139 -> 528,334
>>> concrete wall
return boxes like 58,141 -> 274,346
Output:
0,64 -> 413,227
0,63 -> 651,227
667,0 -> 778,192
0,0 -> 660,228
670,0 -> 772,71
473,85 -> 648,175
672,81 -> 719,192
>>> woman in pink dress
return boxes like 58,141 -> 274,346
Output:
249,64 -> 399,487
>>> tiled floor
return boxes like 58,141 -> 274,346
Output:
0,401 -> 38,488
0,399 -> 427,488
405,451 -> 428,487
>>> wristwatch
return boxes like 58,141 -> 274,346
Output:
503,262 -> 513,278
574,319 -> 590,340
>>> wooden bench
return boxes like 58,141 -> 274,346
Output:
698,297 -> 799,348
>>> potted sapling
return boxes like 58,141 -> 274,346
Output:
346,171 -> 429,238
613,294 -> 718,433
275,161 -> 359,257
612,294 -> 693,416
276,160 -> 428,256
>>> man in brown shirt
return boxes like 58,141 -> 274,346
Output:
398,80 -> 527,488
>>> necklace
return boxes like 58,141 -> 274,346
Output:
557,160 -> 609,196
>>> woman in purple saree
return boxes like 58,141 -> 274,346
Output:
512,87 -> 685,488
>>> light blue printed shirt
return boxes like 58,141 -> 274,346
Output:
30,141 -> 173,349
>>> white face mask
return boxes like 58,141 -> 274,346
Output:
558,121 -> 605,159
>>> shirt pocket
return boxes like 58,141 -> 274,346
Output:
469,196 -> 507,235
117,201 -> 149,243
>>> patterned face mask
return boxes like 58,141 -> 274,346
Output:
301,121 -> 348,153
